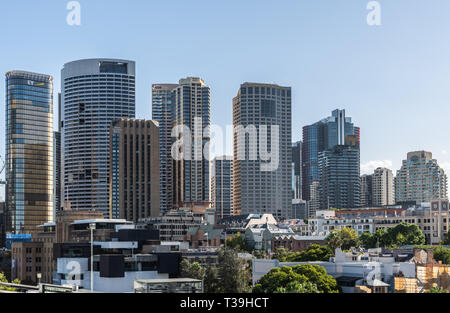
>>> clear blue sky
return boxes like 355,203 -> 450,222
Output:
1,0 -> 450,200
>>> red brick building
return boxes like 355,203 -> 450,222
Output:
272,235 -> 326,252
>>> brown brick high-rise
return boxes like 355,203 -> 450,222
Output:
109,119 -> 160,222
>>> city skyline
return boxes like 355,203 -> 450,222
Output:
1,0 -> 450,299
2,1 -> 450,203
1,1 -> 450,183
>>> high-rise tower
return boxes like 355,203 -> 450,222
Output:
172,77 -> 211,207
302,109 -> 357,202
233,83 -> 292,219
152,84 -> 177,213
61,59 -> 135,215
5,71 -> 54,233
395,151 -> 447,204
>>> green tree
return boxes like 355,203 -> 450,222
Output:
226,233 -> 251,252
274,281 -> 319,293
433,246 -> 450,264
253,266 -> 313,293
374,228 -> 390,247
283,245 -> 333,262
325,228 -> 359,252
427,286 -> 449,293
272,247 -> 294,262
443,231 -> 450,245
291,264 -> 339,293
203,265 -> 220,293
296,245 -> 333,262
385,223 -> 425,247
180,259 -> 205,281
253,264 -> 339,293
359,232 -> 376,249
0,272 -> 20,292
253,249 -> 269,259
217,248 -> 251,293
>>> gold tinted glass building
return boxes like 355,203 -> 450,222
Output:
109,119 -> 160,222
5,71 -> 54,233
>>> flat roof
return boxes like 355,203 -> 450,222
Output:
71,219 -> 131,225
37,222 -> 56,228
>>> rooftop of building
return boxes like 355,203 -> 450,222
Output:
71,219 -> 132,225
135,278 -> 202,284
5,70 -> 53,80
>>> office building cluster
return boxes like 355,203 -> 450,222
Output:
0,58 -> 449,293
2,60 -> 449,235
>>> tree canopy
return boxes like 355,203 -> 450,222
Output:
432,246 -> 450,264
272,245 -> 333,262
226,233 -> 251,252
443,231 -> 450,245
217,247 -> 252,293
0,273 -> 20,292
253,264 -> 339,293
180,248 -> 252,293
360,223 -> 425,249
325,228 -> 359,252
180,259 -> 205,281
427,286 -> 449,293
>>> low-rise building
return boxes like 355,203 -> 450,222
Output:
217,213 -> 278,236
138,208 -> 208,241
184,224 -> 224,249
308,210 -> 374,236
11,242 -> 44,285
54,244 -> 176,293
134,278 -> 203,293
272,235 -> 327,252
253,248 -> 416,293
245,223 -> 294,252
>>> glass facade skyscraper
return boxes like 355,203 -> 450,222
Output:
302,109 -> 358,201
5,71 -> 54,233
211,156 -> 233,219
61,59 -> 135,215
318,138 -> 361,210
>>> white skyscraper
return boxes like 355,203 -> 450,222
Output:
61,59 -> 135,215
372,167 -> 394,207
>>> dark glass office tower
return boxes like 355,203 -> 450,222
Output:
302,109 -> 357,201
61,59 -> 135,216
5,71 -> 54,233
211,157 -> 233,219
318,135 -> 361,210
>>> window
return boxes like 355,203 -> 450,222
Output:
261,99 -> 275,117
99,61 -> 128,74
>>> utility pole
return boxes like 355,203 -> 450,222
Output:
90,223 -> 96,293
